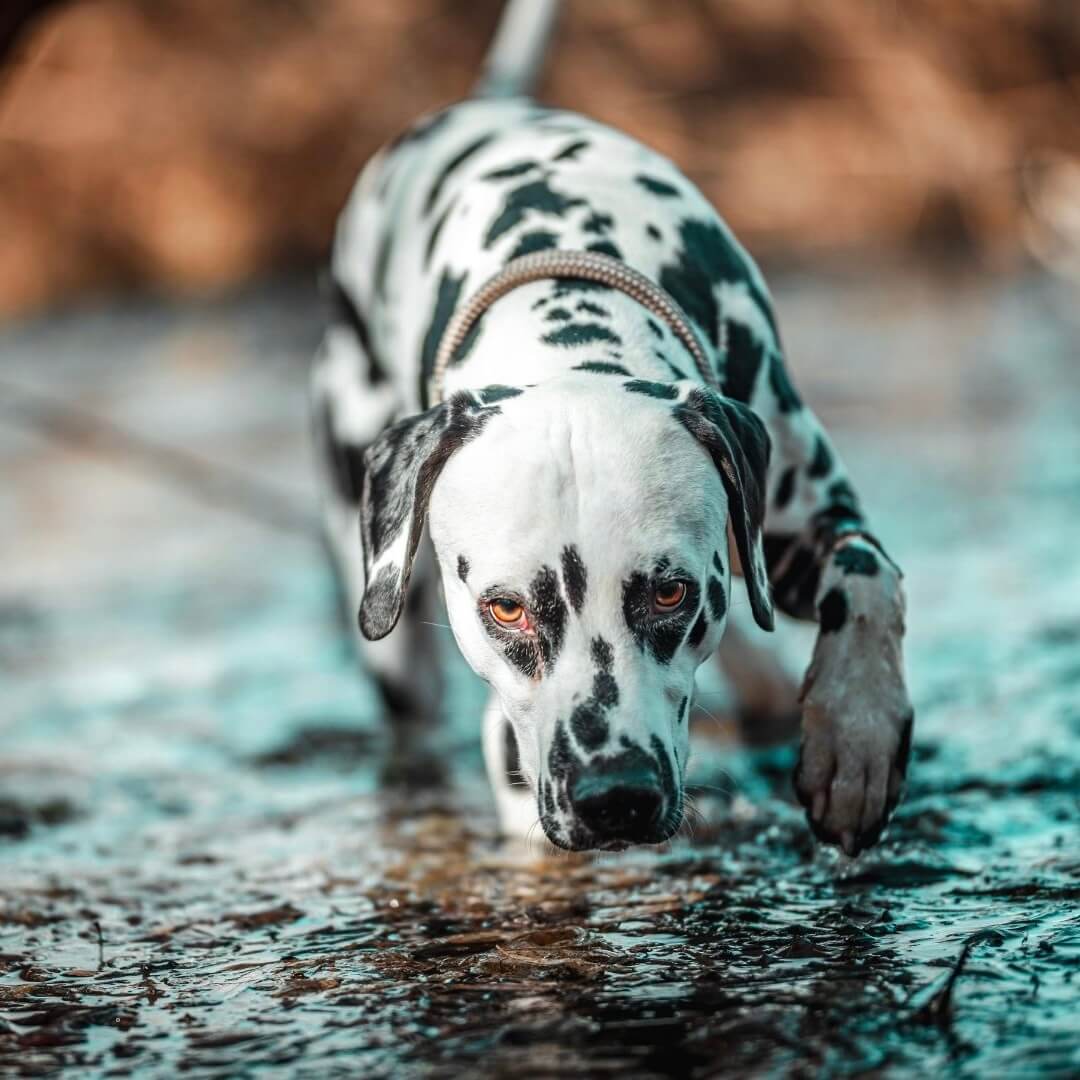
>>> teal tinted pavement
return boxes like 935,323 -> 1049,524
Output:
1,272 -> 1077,1077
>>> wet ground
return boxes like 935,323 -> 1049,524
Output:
1,269 -> 1078,1077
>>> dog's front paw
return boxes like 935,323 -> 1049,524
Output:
794,695 -> 913,856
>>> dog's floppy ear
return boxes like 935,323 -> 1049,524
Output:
358,390 -> 502,640
675,388 -> 774,632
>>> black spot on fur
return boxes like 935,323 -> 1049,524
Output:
764,534 -> 820,620
386,107 -> 452,153
635,174 -> 680,197
542,323 -> 622,348
659,354 -> 687,380
688,610 -> 708,648
707,577 -> 727,621
818,587 -> 848,634
576,300 -> 608,318
424,203 -> 453,269
449,312 -> 485,368
646,224 -> 662,241
833,544 -> 880,576
482,160 -> 539,181
509,229 -> 559,260
530,565 -> 568,673
622,570 -> 700,665
546,307 -> 572,322
650,735 -> 677,807
504,722 -> 521,780
326,278 -> 387,385
485,178 -> 586,248
807,435 -> 833,479
561,545 -> 588,613
582,211 -> 613,234
476,384 -> 523,404
574,361 -> 631,375
647,318 -> 664,340
548,719 -> 577,780
774,466 -> 797,511
722,319 -> 766,403
624,379 -> 678,400
424,134 -> 496,215
456,555 -> 469,582
678,696 -> 689,724
768,353 -> 802,413
712,552 -> 724,574
585,239 -> 623,260
419,269 -> 466,406
553,139 -> 590,162
571,701 -> 609,751
316,401 -> 366,504
373,227 -> 394,299
659,219 -> 777,351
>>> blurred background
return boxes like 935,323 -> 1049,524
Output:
2,3 -> 1079,1075
1,0 -> 1079,317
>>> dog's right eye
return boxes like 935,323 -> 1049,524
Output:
653,581 -> 687,612
489,599 -> 527,629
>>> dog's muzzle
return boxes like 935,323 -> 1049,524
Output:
566,747 -> 673,848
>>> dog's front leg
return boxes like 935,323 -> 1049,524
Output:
481,694 -> 537,845
793,534 -> 913,855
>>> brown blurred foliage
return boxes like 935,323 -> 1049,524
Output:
1,0 -> 1078,318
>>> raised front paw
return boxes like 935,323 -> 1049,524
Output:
794,699 -> 914,856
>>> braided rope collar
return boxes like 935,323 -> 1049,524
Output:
430,250 -> 715,404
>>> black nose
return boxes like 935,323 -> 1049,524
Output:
570,767 -> 664,844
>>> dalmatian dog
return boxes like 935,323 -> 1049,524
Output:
311,0 -> 913,854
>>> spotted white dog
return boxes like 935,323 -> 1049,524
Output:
311,0 -> 913,854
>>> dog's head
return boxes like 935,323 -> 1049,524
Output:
357,375 -> 772,850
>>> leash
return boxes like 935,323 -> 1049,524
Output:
430,250 -> 715,404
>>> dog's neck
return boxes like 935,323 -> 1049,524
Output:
438,279 -> 711,400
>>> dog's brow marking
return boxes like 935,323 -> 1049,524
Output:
529,564 -> 568,673
561,545 -> 587,613
456,554 -> 469,582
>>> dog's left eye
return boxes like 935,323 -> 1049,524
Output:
489,598 -> 527,629
653,581 -> 687,612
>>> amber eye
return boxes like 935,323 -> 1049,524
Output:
653,581 -> 687,611
489,598 -> 526,627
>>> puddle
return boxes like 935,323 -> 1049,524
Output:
0,271 -> 1077,1076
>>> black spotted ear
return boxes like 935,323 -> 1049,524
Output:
358,391 -> 503,640
675,388 -> 774,632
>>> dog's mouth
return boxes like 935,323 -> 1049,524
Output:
538,797 -> 684,852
